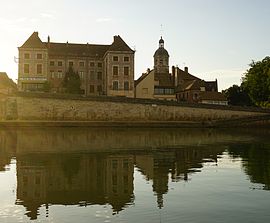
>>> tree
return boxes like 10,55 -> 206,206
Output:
222,84 -> 253,106
62,66 -> 81,94
43,81 -> 51,92
242,56 -> 270,104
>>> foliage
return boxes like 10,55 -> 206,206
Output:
222,84 -> 253,106
242,56 -> 270,104
62,66 -> 82,94
43,81 -> 51,92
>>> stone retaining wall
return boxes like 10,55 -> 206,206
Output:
0,94 -> 268,123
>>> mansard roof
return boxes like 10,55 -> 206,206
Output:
20,32 -> 46,49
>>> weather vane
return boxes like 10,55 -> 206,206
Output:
160,24 -> 163,37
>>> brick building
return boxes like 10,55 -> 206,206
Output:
18,32 -> 135,97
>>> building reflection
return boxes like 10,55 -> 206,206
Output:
136,147 -> 224,208
16,153 -> 134,220
0,127 -> 269,220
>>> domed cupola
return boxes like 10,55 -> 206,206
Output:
154,37 -> 169,74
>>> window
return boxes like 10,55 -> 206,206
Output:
37,64 -> 42,74
24,64 -> 29,74
113,66 -> 118,76
58,61 -> 63,66
123,175 -> 128,186
69,61 -> 74,67
35,176 -> 41,185
124,56 -> 129,62
124,67 -> 129,76
98,62 -> 102,68
37,53 -> 42,59
112,81 -> 118,90
113,56 -> 118,62
50,61 -> 55,66
97,72 -> 102,80
123,159 -> 129,169
24,53 -> 30,59
112,175 -> 117,186
89,85 -> 94,93
142,88 -> 148,94
159,59 -> 163,65
89,70 -> 95,80
58,70 -> 63,78
154,88 -> 164,95
50,70 -> 55,78
97,85 -> 102,92
90,62 -> 95,67
124,81 -> 129,91
79,71 -> 84,80
112,160 -> 118,169
79,61 -> 85,67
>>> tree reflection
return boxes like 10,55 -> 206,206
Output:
228,143 -> 270,190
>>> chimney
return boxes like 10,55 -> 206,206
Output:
184,66 -> 188,73
47,36 -> 50,48
172,66 -> 175,76
66,41 -> 69,47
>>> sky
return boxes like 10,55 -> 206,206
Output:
0,0 -> 269,90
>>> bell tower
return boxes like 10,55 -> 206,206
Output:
154,37 -> 169,74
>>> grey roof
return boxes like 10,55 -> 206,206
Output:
107,35 -> 134,52
20,32 -> 46,49
154,47 -> 169,57
48,42 -> 110,58
20,32 -> 134,56
0,72 -> 17,89
200,91 -> 227,101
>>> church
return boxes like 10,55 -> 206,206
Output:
135,37 -> 227,105
135,37 -> 175,100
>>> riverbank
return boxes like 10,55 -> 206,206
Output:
1,114 -> 270,128
1,93 -> 270,127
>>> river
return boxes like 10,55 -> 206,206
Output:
0,127 -> 270,222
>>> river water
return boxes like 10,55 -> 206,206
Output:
0,127 -> 270,223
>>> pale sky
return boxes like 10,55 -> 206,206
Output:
0,0 -> 269,90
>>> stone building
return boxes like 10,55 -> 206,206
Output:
18,32 -> 135,97
135,36 -> 227,105
174,66 -> 227,105
0,72 -> 17,95
135,37 -> 175,100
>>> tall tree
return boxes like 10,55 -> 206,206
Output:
222,84 -> 253,106
242,56 -> 270,104
62,67 -> 81,94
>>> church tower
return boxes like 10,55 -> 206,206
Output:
154,37 -> 169,74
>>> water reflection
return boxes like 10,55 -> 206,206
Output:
0,127 -> 270,221
15,153 -> 134,219
228,143 -> 270,190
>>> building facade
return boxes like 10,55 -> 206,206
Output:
18,32 -> 135,97
175,66 -> 227,105
135,37 -> 175,100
